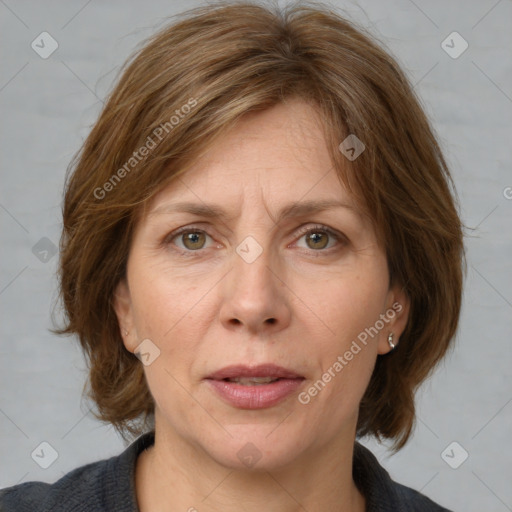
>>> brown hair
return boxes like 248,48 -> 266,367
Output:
52,0 -> 465,451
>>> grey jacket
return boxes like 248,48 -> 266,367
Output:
0,432 -> 453,511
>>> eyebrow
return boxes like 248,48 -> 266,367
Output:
148,199 -> 364,224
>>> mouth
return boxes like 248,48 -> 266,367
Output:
220,376 -> 283,385
205,364 -> 305,409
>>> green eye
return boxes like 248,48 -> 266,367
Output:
295,224 -> 343,252
180,231 -> 207,250
304,231 -> 330,250
165,223 -> 345,256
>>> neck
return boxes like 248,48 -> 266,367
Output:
135,417 -> 365,512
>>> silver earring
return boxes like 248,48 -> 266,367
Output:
388,332 -> 396,350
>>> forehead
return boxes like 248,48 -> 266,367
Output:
145,99 -> 362,219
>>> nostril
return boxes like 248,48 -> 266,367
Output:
266,318 -> 276,324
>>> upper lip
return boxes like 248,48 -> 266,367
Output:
206,364 -> 304,380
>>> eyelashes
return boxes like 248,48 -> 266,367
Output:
163,223 -> 347,256
292,224 -> 345,252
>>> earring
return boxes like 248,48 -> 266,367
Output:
388,332 -> 396,350
124,330 -> 129,336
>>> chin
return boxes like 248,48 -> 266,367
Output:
199,422 -> 310,471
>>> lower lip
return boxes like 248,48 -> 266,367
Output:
206,378 -> 304,409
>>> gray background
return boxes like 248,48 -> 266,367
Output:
1,0 -> 511,510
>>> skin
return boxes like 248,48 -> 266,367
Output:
114,97 -> 410,512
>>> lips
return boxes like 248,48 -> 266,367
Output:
205,364 -> 305,409
207,364 -> 303,381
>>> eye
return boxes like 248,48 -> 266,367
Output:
165,227 -> 213,252
294,224 -> 345,252
163,223 -> 346,255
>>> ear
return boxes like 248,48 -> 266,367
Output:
377,282 -> 411,355
113,277 -> 137,353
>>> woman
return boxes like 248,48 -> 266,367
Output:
0,1 -> 464,510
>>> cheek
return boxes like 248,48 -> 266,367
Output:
306,268 -> 388,342
129,256 -> 202,339
304,289 -> 381,426
298,267 -> 387,402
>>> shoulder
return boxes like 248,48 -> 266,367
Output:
0,458 -> 114,512
0,481 -> 51,511
353,441 -> 453,511
0,461 -> 99,511
0,432 -> 154,512
392,481 -> 452,511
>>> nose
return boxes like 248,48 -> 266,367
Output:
219,239 -> 292,336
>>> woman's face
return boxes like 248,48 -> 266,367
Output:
114,98 -> 409,470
